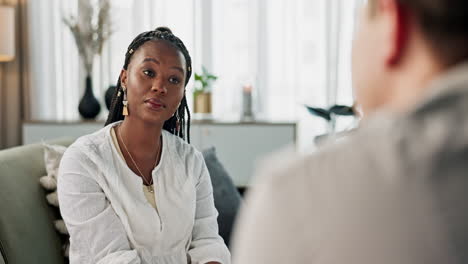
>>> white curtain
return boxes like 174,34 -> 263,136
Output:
210,0 -> 327,121
208,0 -> 359,149
28,0 -> 197,121
27,0 -> 359,149
28,0 -> 80,120
326,0 -> 361,133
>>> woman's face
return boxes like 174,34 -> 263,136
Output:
121,40 -> 187,125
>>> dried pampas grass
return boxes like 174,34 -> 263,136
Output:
63,0 -> 113,76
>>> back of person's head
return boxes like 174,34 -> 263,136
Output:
387,0 -> 468,66
353,0 -> 468,115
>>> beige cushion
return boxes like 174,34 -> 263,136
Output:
40,143 -> 69,256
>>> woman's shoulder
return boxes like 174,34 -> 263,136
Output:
64,123 -> 115,162
163,130 -> 204,162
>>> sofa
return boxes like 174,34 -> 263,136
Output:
0,138 -> 241,264
0,138 -> 74,264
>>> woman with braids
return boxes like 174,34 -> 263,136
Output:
57,27 -> 230,264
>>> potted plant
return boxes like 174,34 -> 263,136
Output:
305,104 -> 358,144
193,66 -> 218,114
63,0 -> 113,119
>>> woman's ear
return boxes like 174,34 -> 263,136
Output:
120,69 -> 128,88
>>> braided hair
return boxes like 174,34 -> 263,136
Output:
105,27 -> 192,143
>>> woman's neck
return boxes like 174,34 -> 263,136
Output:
118,117 -> 163,158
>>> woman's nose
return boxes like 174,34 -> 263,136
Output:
151,78 -> 167,94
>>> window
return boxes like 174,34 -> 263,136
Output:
28,0 -> 359,149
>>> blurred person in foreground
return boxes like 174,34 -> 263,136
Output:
232,0 -> 468,263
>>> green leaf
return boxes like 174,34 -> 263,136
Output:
329,105 -> 355,116
305,105 -> 332,121
194,65 -> 218,92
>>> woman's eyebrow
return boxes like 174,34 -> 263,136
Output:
142,57 -> 184,74
142,57 -> 160,64
171,66 -> 184,74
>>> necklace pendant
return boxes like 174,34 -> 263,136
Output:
147,185 -> 154,193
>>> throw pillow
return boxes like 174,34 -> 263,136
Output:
202,147 -> 242,247
40,143 -> 70,257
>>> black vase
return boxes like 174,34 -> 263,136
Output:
78,76 -> 101,119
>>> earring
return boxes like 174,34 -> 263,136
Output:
122,85 -> 129,116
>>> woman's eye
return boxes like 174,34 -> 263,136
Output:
143,70 -> 155,77
169,77 -> 180,84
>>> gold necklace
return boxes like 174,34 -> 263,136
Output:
117,125 -> 161,193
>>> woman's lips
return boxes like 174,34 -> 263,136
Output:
145,98 -> 165,111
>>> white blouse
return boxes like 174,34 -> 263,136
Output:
58,121 -> 231,264
109,127 -> 157,209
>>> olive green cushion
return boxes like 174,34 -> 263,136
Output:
0,138 -> 74,264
